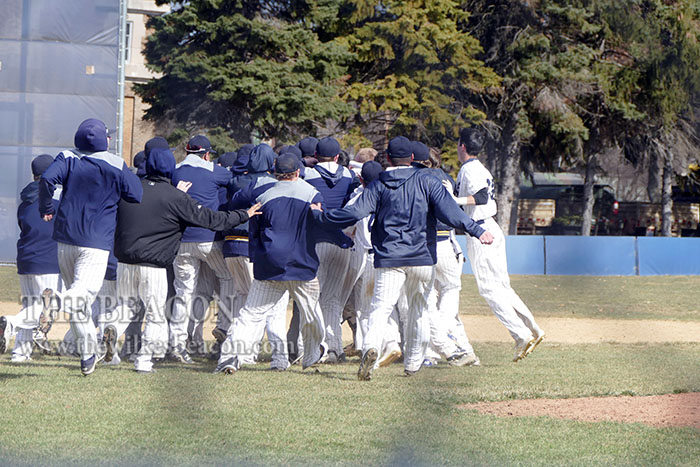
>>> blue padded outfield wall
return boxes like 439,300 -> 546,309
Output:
455,236 -> 700,276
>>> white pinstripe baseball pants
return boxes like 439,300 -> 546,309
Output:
428,238 -> 475,357
62,279 -> 116,356
170,241 -> 233,354
188,262 -> 219,353
219,278 -> 324,370
57,243 -> 110,360
466,218 -> 542,342
97,263 -> 168,371
315,242 -> 352,355
7,274 -> 62,361
363,265 -> 435,372
224,256 -> 288,366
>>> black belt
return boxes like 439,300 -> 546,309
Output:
367,248 -> 374,254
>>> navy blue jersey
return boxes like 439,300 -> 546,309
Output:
230,177 -> 323,281
304,162 -> 359,247
172,154 -> 233,243
16,181 -> 60,275
39,149 -> 143,251
313,166 -> 485,268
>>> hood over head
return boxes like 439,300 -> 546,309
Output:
246,143 -> 275,174
146,147 -> 176,179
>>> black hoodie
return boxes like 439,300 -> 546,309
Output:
115,148 -> 249,268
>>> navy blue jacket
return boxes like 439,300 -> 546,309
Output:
230,177 -> 323,281
413,164 -> 458,238
39,149 -> 143,251
16,181 -> 60,275
304,162 -> 359,247
222,145 -> 276,258
172,154 -> 233,243
312,166 -> 485,268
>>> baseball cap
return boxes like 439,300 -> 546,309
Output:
186,135 -> 216,154
144,136 -> 170,157
298,137 -> 319,157
315,137 -> 341,158
275,153 -> 300,174
411,141 -> 430,161
74,118 -> 109,152
360,161 -> 383,184
279,144 -> 303,160
31,154 -> 54,176
217,151 -> 238,168
387,136 -> 413,159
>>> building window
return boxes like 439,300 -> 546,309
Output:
125,21 -> 133,63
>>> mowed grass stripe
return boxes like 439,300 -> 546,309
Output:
1,342 -> 699,465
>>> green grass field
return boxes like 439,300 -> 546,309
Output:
1,267 -> 700,465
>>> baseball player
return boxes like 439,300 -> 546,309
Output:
38,118 -> 143,376
0,155 -> 62,362
216,153 -> 327,374
98,147 -> 255,373
169,135 -> 234,363
411,142 -> 480,366
312,136 -> 493,380
303,137 -> 360,363
455,127 -> 545,361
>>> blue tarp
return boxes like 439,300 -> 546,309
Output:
0,0 -> 120,262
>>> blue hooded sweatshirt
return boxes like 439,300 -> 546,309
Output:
223,144 -> 276,257
312,166 -> 485,268
17,181 -> 60,275
39,119 -> 143,251
172,153 -> 233,242
304,162 -> 359,247
230,177 -> 323,281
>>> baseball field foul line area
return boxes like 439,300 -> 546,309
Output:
1,273 -> 699,465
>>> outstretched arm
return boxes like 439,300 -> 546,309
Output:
311,183 -> 378,229
430,177 -> 491,242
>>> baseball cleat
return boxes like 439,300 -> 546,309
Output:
39,288 -> 60,337
513,336 -> 536,362
211,327 -> 227,344
357,348 -> 378,381
80,355 -> 97,376
290,352 -> 304,366
214,357 -> 237,374
302,344 -> 327,370
102,325 -> 117,363
134,368 -> 156,374
0,316 -> 7,354
378,348 -> 402,368
525,329 -> 545,357
403,368 -> 420,377
343,343 -> 361,358
31,329 -> 52,352
447,351 -> 480,367
422,357 -> 438,367
171,349 -> 194,364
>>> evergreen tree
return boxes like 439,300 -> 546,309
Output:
137,0 -> 353,147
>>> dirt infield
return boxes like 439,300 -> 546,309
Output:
460,392 -> 700,430
2,300 -> 700,344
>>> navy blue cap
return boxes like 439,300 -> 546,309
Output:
186,135 -> 216,154
31,154 -> 54,176
133,151 -> 146,168
275,153 -> 300,174
217,151 -> 238,168
298,137 -> 319,157
280,144 -> 302,160
74,118 -> 109,152
316,137 -> 341,158
411,141 -> 430,161
361,161 -> 383,184
387,136 -> 413,159
144,136 -> 170,157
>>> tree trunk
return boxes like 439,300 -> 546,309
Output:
661,149 -> 674,236
497,124 -> 521,234
647,148 -> 662,202
580,153 -> 597,236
